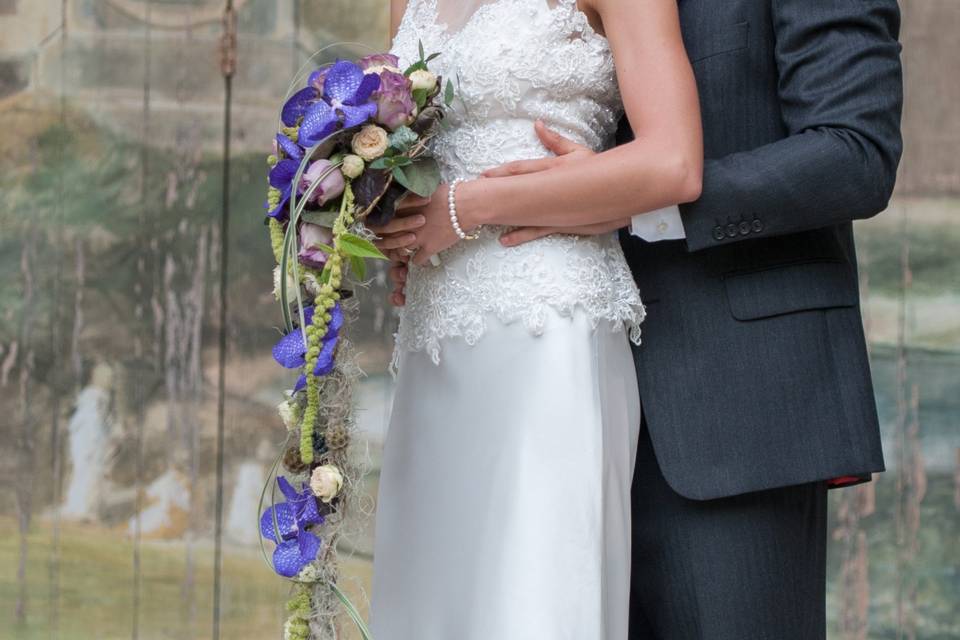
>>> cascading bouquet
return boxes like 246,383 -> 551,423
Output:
260,43 -> 452,640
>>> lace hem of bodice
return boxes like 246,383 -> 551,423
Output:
390,227 -> 645,373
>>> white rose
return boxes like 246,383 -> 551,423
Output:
277,399 -> 300,430
309,464 -> 344,503
351,125 -> 389,161
409,69 -> 437,92
273,265 -> 297,300
363,64 -> 402,76
341,154 -> 365,179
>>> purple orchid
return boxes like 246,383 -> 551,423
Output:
275,133 -> 304,162
271,303 -> 345,392
266,159 -> 298,219
266,155 -> 343,219
265,134 -> 307,219
298,223 -> 335,269
260,476 -> 324,578
282,60 -> 381,148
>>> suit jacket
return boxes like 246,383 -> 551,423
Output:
618,0 -> 904,500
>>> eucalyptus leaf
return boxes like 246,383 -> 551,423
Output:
444,78 -> 455,106
393,157 -> 441,197
369,157 -> 390,170
391,165 -> 409,189
340,233 -> 389,260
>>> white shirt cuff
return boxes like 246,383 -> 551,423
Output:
629,205 -> 686,242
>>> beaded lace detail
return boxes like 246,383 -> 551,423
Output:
390,0 -> 645,367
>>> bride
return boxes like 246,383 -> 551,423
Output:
369,0 -> 702,637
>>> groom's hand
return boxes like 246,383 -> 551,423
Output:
484,121 -> 630,246
481,120 -> 595,178
499,218 -> 632,247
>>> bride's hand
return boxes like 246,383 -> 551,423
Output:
368,194 -> 430,255
406,183 -> 466,267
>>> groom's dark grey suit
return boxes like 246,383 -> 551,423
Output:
618,0 -> 903,637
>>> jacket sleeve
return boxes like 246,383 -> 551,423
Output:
679,0 -> 904,252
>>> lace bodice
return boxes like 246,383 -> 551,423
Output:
390,0 -> 644,366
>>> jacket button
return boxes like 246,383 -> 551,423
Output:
713,226 -> 726,241
752,219 -> 764,233
725,223 -> 738,238
738,221 -> 751,236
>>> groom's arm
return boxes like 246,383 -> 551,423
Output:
680,0 -> 904,252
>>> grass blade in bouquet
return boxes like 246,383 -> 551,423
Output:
259,42 -> 454,640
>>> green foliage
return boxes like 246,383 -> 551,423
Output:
300,210 -> 339,228
412,88 -> 430,109
444,78 -> 455,106
392,157 -> 441,197
338,233 -> 387,260
349,254 -> 367,281
369,155 -> 412,171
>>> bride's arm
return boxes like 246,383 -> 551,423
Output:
457,0 -> 702,230
390,0 -> 407,40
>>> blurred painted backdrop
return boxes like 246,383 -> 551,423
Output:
0,1 -> 957,639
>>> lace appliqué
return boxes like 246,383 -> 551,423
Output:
390,0 -> 644,369
391,227 -> 645,372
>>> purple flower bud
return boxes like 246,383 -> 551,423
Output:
298,223 -> 335,269
299,159 -> 345,206
373,70 -> 417,131
357,53 -> 400,72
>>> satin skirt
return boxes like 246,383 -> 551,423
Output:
370,310 -> 641,639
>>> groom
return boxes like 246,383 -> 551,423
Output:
381,0 -> 903,637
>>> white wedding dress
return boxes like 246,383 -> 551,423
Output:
370,1 -> 644,638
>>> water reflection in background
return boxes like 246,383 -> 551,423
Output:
0,1 -> 956,639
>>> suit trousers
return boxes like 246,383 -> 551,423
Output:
629,418 -> 828,639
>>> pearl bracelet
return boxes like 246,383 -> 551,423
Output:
448,178 -> 481,241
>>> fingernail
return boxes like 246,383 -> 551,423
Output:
415,215 -> 426,224
500,236 -> 511,246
